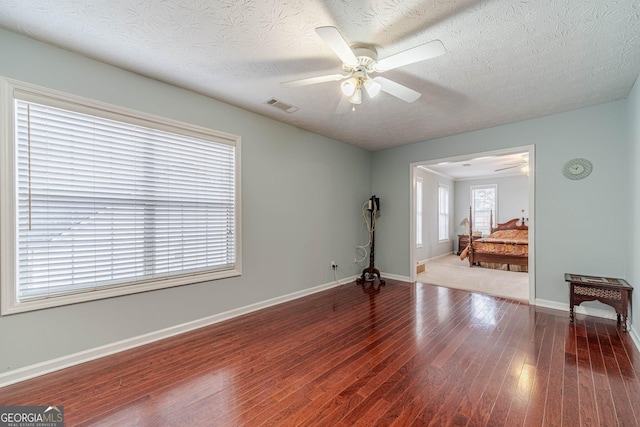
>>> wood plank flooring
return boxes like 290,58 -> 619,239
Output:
1,279 -> 639,426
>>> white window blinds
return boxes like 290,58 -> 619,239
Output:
13,97 -> 238,304
438,184 -> 449,241
471,185 -> 497,236
416,177 -> 423,247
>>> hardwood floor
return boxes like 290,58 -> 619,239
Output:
1,279 -> 639,426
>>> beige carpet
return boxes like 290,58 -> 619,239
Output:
416,254 -> 529,302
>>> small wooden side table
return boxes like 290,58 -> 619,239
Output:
457,234 -> 470,256
564,273 -> 633,331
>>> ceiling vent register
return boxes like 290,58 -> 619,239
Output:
265,98 -> 299,113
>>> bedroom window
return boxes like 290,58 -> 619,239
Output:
438,184 -> 449,241
416,177 -> 423,247
471,185 -> 497,236
0,78 -> 241,315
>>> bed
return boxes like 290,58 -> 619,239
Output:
461,207 -> 528,271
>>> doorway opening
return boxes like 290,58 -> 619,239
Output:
410,146 -> 535,303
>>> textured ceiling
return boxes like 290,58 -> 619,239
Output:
0,0 -> 638,151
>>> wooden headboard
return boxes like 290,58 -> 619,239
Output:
491,209 -> 528,232
492,217 -> 528,232
469,207 -> 528,236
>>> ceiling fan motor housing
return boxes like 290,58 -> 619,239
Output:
344,47 -> 378,73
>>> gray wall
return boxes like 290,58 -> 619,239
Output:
415,168 -> 454,261
0,29 -> 372,372
627,78 -> 639,336
372,100 -> 629,304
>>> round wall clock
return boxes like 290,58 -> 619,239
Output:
563,158 -> 592,180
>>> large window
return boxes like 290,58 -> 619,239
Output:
438,184 -> 449,241
1,79 -> 241,314
416,177 -> 423,247
471,185 -> 497,236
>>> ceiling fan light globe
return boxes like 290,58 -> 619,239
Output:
364,79 -> 381,98
341,78 -> 357,96
349,88 -> 362,104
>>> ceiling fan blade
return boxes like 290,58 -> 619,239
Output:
373,77 -> 421,103
335,95 -> 352,114
315,26 -> 358,67
375,40 -> 446,72
495,163 -> 526,172
281,73 -> 347,88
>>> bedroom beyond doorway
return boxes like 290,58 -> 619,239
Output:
416,254 -> 528,302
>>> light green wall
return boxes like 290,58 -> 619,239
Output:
454,175 -> 529,229
372,100 -> 629,304
453,175 -> 528,253
0,29 -> 372,372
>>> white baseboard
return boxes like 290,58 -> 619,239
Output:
428,252 -> 453,262
381,272 -> 412,282
418,251 -> 456,264
0,275 -> 357,389
628,324 -> 640,352
535,298 -> 618,320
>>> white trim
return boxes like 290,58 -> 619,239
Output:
381,272 -> 412,282
7,78 -> 240,144
629,324 -> 640,353
0,275 -> 357,388
535,298 -> 618,320
5,270 -> 243,316
410,166 -> 417,281
527,145 -> 535,304
425,253 -> 452,263
0,78 -> 16,317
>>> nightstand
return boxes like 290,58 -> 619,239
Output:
457,234 -> 470,255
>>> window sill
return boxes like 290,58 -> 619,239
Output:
2,268 -> 241,315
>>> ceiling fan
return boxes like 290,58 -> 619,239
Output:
495,163 -> 527,172
494,163 -> 531,176
494,153 -> 530,172
281,26 -> 446,112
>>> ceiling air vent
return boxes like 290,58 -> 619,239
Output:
265,98 -> 299,113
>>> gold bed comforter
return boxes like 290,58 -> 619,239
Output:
473,229 -> 528,257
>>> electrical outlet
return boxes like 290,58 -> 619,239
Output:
331,261 -> 337,270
